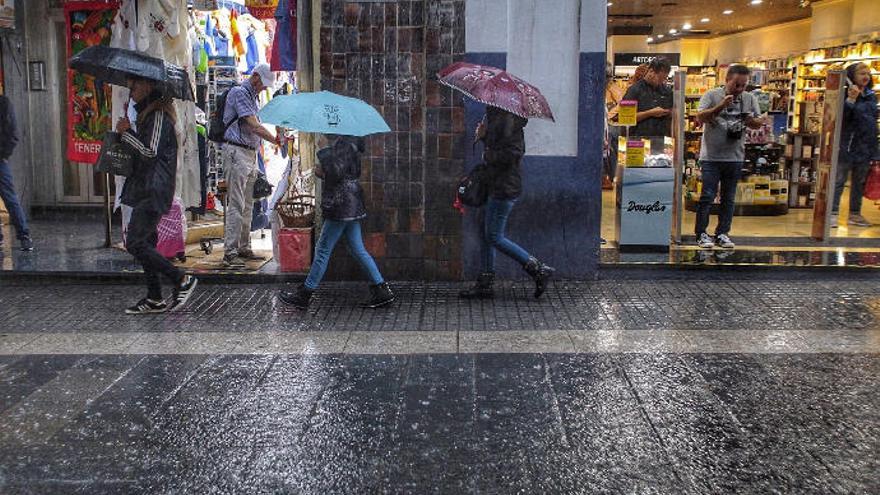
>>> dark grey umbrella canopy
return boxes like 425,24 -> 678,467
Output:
69,45 -> 194,101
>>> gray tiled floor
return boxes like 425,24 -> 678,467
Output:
2,275 -> 880,333
1,275 -> 879,493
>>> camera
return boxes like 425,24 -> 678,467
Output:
726,120 -> 745,140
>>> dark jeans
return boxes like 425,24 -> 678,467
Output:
481,198 -> 532,272
0,159 -> 30,242
832,160 -> 870,215
695,161 -> 742,237
127,202 -> 184,300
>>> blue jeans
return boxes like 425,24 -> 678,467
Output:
695,161 -> 742,236
304,219 -> 384,290
0,159 -> 30,242
481,198 -> 532,272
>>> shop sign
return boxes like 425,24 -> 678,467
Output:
625,140 -> 645,167
618,100 -> 637,127
0,0 -> 14,30
613,53 -> 680,67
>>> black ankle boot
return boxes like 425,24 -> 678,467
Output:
459,272 -> 495,299
279,284 -> 313,309
362,282 -> 395,308
523,256 -> 555,299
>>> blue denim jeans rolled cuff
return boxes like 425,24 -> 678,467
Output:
304,219 -> 384,290
481,198 -> 532,272
0,159 -> 31,240
695,161 -> 742,236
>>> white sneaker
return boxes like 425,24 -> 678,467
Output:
830,215 -> 838,228
697,233 -> 715,249
715,234 -> 735,249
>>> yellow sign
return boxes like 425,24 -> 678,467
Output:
618,100 -> 638,127
625,140 -> 645,167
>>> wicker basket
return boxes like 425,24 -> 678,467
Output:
276,195 -> 316,228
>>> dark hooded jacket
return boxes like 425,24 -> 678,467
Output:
317,136 -> 367,221
482,107 -> 528,200
840,84 -> 879,166
0,95 -> 19,161
120,91 -> 179,214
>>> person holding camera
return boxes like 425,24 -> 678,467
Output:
694,65 -> 767,249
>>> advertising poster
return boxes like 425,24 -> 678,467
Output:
811,72 -> 844,240
65,2 -> 117,164
0,0 -> 14,30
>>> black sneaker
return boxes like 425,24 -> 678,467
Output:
170,275 -> 198,312
126,298 -> 168,315
238,249 -> 266,261
222,254 -> 246,268
20,236 -> 34,252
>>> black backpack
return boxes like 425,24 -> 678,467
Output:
207,88 -> 233,143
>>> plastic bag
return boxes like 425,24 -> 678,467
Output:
864,162 -> 880,201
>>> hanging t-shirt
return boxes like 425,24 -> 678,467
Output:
245,32 -> 259,73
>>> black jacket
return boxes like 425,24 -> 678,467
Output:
840,87 -> 879,165
482,108 -> 527,200
0,95 -> 19,161
317,137 -> 367,221
120,92 -> 179,214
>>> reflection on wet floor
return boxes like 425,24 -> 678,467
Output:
603,245 -> 880,267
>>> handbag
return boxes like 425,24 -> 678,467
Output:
864,161 -> 880,201
253,173 -> 274,200
457,162 -> 489,207
95,131 -> 135,177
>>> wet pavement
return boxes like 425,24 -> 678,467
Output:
7,214 -> 880,276
1,275 -> 879,493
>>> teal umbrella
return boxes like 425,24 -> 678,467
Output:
258,91 -> 391,136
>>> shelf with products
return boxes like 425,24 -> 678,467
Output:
789,40 -> 880,133
683,143 -> 791,216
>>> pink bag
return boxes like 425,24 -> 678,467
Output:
157,198 -> 187,261
864,162 -> 880,201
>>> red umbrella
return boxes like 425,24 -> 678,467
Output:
437,62 -> 555,122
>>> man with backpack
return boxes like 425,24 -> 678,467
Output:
216,63 -> 280,267
0,94 -> 34,252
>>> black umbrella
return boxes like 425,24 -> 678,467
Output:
69,45 -> 194,101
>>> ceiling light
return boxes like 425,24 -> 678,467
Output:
669,28 -> 678,34
701,18 -> 710,23
723,9 -> 734,14
647,37 -> 654,43
657,34 -> 665,38
750,0 -> 763,4
607,1 -> 613,5
682,23 -> 692,30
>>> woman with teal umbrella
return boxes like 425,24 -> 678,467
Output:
266,92 -> 393,309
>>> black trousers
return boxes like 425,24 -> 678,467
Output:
127,201 -> 184,300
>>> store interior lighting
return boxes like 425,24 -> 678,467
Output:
723,9 -> 734,15
700,18 -> 710,23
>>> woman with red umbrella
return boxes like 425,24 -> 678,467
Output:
438,62 -> 556,300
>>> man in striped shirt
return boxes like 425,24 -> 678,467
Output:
221,63 -> 280,267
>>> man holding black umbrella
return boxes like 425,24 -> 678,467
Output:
221,63 -> 280,267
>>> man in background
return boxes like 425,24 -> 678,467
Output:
694,64 -> 768,249
0,94 -> 34,252
221,63 -> 279,267
622,58 -> 673,138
